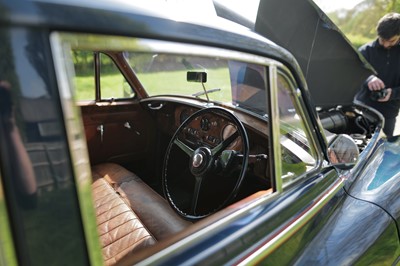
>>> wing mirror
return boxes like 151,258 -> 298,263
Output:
327,134 -> 359,170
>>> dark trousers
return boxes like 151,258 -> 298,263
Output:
383,117 -> 396,137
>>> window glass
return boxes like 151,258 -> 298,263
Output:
72,51 -> 95,101
72,50 -> 269,115
125,52 -> 233,103
278,72 -> 317,182
0,28 -> 89,265
72,52 -> 134,101
100,53 -> 133,99
125,52 -> 269,115
229,61 -> 268,116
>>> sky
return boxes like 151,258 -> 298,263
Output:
111,0 -> 366,24
213,0 -> 366,24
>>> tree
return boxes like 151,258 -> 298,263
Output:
326,0 -> 400,47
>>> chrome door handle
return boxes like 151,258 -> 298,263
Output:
124,122 -> 140,135
147,103 -> 164,110
97,124 -> 104,142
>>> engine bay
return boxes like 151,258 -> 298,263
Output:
318,105 -> 381,152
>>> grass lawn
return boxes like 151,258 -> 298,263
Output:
74,68 -> 233,103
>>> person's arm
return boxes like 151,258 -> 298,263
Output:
359,44 -> 386,91
359,44 -> 383,89
0,81 -> 37,205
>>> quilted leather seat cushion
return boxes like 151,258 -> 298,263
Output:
92,173 -> 156,266
92,163 -> 191,241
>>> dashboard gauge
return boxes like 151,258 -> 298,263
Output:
200,117 -> 210,131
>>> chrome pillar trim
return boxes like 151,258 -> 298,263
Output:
268,65 -> 283,193
49,32 -> 103,266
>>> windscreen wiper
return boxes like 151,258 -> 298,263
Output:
192,88 -> 221,98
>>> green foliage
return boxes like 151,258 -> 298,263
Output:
72,51 -> 116,76
327,0 -> 400,47
387,0 -> 400,12
346,34 -> 374,49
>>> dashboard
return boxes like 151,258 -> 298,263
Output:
175,106 -> 242,150
144,99 -> 271,184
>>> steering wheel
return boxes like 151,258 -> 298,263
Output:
162,107 -> 249,220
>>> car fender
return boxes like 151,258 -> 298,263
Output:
293,189 -> 400,265
347,135 -> 400,229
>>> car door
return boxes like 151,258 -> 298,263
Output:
74,51 -> 156,173
0,27 -> 101,265
234,66 -> 399,265
231,66 -> 343,264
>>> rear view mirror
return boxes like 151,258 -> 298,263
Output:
187,71 -> 207,83
328,134 -> 359,170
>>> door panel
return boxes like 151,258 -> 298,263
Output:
81,102 -> 155,166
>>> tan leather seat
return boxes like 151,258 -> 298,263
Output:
92,174 -> 156,265
91,163 -> 191,265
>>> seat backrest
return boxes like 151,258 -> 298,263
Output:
92,174 -> 156,265
91,163 -> 191,265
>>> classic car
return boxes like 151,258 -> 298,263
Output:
0,0 -> 399,265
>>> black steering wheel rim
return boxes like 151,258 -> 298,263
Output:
162,107 -> 249,220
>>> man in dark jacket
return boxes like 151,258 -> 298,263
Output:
355,13 -> 400,137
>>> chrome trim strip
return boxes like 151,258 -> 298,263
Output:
49,32 -> 103,265
0,172 -> 18,266
137,191 -> 277,265
237,176 -> 345,265
268,65 -> 283,192
49,33 -> 279,66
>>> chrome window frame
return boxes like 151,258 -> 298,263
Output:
48,32 -> 325,264
275,69 -> 323,189
50,33 -> 104,266
49,32 -> 285,188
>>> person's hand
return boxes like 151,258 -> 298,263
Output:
368,76 -> 385,91
378,88 -> 392,102
0,80 -> 11,89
